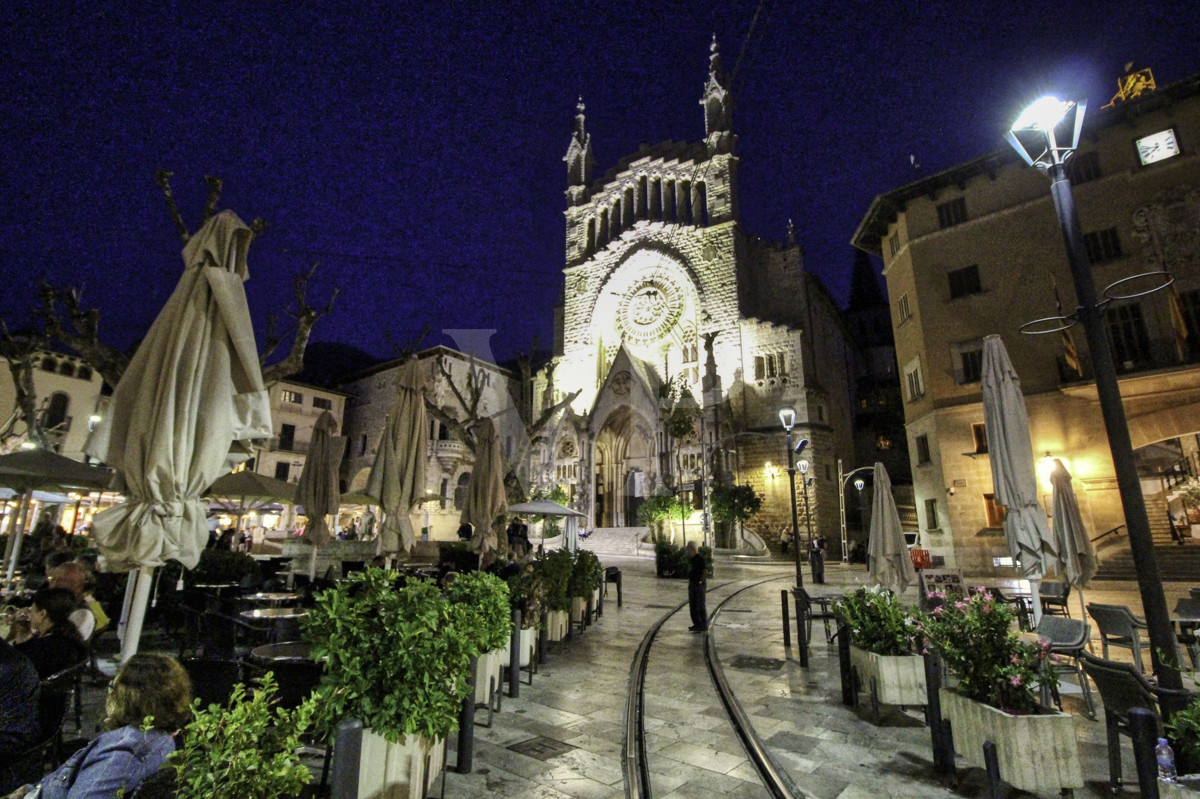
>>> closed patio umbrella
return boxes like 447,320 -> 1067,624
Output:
461,417 -> 507,560
1050,459 -> 1098,619
866,462 -> 916,593
982,334 -> 1056,625
87,210 -> 273,661
296,410 -> 346,578
364,360 -> 426,558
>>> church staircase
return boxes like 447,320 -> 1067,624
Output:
574,526 -> 649,556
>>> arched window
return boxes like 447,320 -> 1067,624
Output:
611,200 -> 622,236
694,182 -> 708,226
44,392 -> 69,431
650,178 -> 662,220
679,179 -> 692,224
623,187 -> 634,227
454,472 -> 471,511
76,366 -> 92,381
599,208 -> 609,246
664,180 -> 677,222
637,176 -> 648,218
58,361 -> 75,377
586,218 -> 596,256
40,358 -> 57,372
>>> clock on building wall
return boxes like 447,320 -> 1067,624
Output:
1135,129 -> 1180,165
617,277 -> 684,345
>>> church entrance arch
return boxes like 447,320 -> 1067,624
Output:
593,406 -> 655,527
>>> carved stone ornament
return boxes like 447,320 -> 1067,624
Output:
611,370 -> 632,396
618,276 -> 684,345
1130,186 -> 1200,271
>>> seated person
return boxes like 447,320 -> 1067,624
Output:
7,653 -> 192,799
9,588 -> 88,678
47,563 -> 96,642
0,639 -> 39,758
75,562 -> 111,636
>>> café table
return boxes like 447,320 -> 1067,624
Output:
240,606 -> 309,643
250,641 -> 314,663
242,592 -> 302,605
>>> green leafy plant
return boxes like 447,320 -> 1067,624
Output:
505,562 -> 547,628
162,548 -> 258,587
1167,692 -> 1200,767
834,586 -> 916,657
710,484 -> 762,524
534,548 -> 574,611
169,673 -> 315,799
302,568 -> 475,742
918,589 -> 1056,714
446,570 -> 513,652
527,485 -> 570,537
637,495 -> 691,537
568,549 -> 603,598
653,540 -> 711,579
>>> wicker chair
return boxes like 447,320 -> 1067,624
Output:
1086,602 -> 1147,672
1035,616 -> 1095,718
1079,651 -> 1194,794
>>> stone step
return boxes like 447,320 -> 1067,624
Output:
1092,543 -> 1200,581
574,526 -> 649,556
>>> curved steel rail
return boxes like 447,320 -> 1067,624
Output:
623,577 -> 801,799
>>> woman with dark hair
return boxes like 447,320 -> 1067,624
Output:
5,653 -> 193,799
8,588 -> 87,678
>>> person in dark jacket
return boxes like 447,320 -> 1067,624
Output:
0,639 -> 39,758
9,588 -> 87,678
686,541 -> 708,632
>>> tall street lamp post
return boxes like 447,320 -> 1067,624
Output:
778,406 -> 805,590
1008,96 -> 1180,689
838,459 -> 873,563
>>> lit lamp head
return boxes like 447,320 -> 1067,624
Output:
1006,95 -> 1086,168
777,406 -> 796,431
798,459 -> 810,476
853,478 -> 865,492
19,440 -> 37,450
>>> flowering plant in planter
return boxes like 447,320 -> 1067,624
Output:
834,585 -> 916,656
919,588 -> 1056,714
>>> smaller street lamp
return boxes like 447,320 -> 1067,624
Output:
797,458 -> 816,580
837,459 -> 874,563
777,406 -> 804,590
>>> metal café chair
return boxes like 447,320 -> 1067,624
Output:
1190,587 -> 1200,601
1086,602 -> 1147,672
1079,651 -> 1194,795
1038,580 -> 1071,618
1035,616 -> 1095,718
1173,596 -> 1200,670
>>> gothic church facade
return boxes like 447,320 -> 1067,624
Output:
532,40 -> 857,548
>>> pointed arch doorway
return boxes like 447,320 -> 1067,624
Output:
593,406 -> 656,527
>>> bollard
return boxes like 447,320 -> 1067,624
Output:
982,740 -> 1002,799
792,590 -> 809,668
781,590 -> 791,648
509,609 -> 522,699
924,650 -> 953,774
329,717 -> 363,799
1128,707 -> 1161,799
837,623 -> 854,706
457,654 -> 477,774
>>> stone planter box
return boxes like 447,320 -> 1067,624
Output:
546,609 -> 569,642
473,647 -> 504,706
358,728 -> 444,799
941,687 -> 1082,795
502,626 -> 536,668
848,645 -> 927,707
570,595 -> 588,625
1161,775 -> 1200,797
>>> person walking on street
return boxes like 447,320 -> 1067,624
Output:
687,541 -> 708,632
809,535 -> 827,584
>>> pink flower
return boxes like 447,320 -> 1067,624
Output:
954,600 -> 967,610
1010,654 -> 1021,665
981,603 -> 993,614
1009,675 -> 1022,687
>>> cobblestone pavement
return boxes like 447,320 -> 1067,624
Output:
75,556 -> 1196,798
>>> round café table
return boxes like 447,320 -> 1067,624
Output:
240,606 -> 308,643
250,641 -> 314,663
243,592 -> 302,605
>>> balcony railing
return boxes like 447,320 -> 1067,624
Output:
1056,335 -> 1200,384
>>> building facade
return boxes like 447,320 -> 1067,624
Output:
0,349 -> 104,461
254,379 -> 349,486
852,72 -> 1200,571
532,40 -> 857,547
340,345 -> 523,540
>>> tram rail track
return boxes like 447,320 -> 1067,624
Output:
622,576 -> 802,799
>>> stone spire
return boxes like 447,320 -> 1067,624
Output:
564,96 -> 594,203
700,35 -> 733,153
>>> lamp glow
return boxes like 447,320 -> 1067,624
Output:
777,406 -> 796,431
798,459 -> 810,475
1012,96 -> 1074,132
853,478 -> 865,492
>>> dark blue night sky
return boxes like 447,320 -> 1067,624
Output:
2,1 -> 1198,365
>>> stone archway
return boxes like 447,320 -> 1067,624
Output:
594,406 -> 656,527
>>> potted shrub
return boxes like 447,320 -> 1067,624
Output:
303,568 -> 475,799
710,484 -> 762,549
834,586 -> 925,710
446,570 -> 513,708
535,549 -> 573,641
568,549 -> 603,625
637,495 -> 681,541
1166,692 -> 1200,789
504,562 -> 546,669
920,589 -> 1081,795
170,674 -> 315,799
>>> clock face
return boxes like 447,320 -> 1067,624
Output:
1136,128 -> 1180,165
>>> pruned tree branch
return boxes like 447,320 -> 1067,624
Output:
155,169 -> 190,244
36,282 -> 130,387
0,323 -> 51,451
260,263 -> 340,384
202,175 -> 223,225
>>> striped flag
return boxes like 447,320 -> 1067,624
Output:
1169,282 -> 1189,361
1055,285 -> 1082,376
